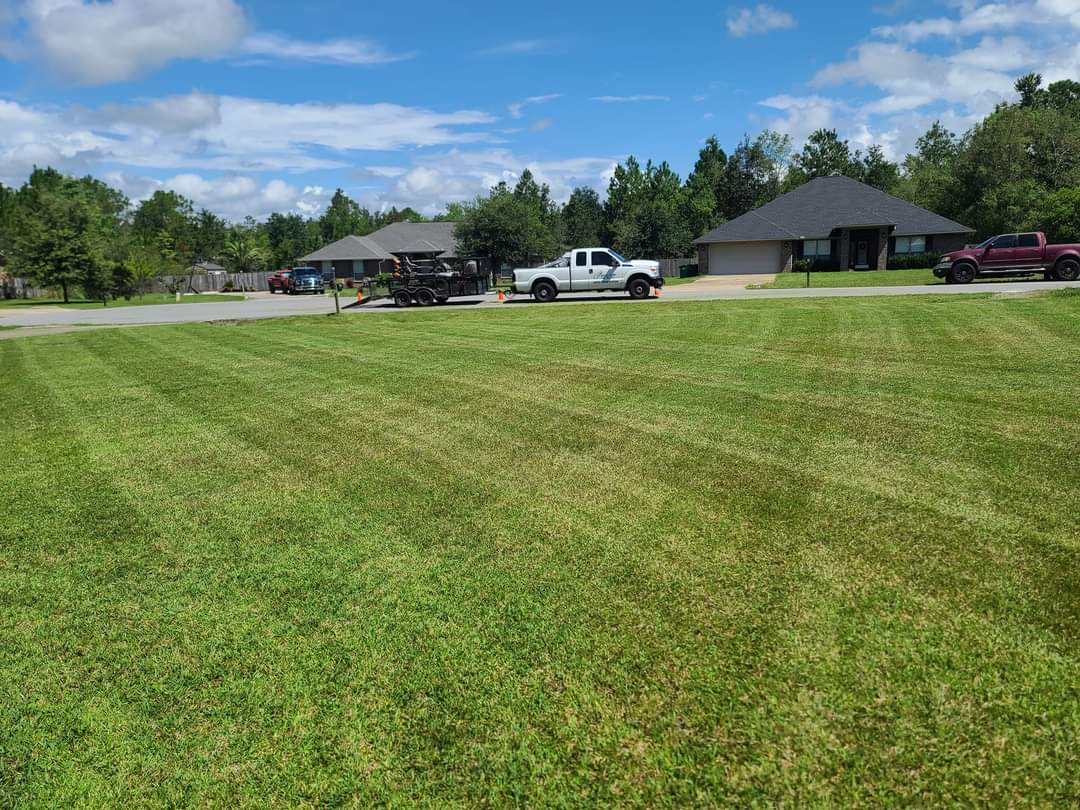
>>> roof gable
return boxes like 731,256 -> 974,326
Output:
695,176 -> 972,244
300,235 -> 392,262
300,222 -> 461,263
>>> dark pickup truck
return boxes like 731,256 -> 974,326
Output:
935,232 -> 1080,283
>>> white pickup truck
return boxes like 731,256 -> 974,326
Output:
511,248 -> 663,302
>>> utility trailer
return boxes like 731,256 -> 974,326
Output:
387,257 -> 489,307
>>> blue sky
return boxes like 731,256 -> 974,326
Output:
2,0 -> 1079,219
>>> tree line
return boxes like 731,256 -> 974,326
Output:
0,174 -> 433,302
3,73 -> 1080,299
456,73 -> 1080,266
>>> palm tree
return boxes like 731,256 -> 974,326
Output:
222,229 -> 266,274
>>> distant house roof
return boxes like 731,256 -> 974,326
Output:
300,222 -> 460,263
301,235 -> 392,262
367,221 -> 459,257
694,176 -> 973,244
192,261 -> 226,272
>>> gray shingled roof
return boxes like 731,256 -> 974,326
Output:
366,221 -> 459,258
300,222 -> 460,262
694,176 -> 972,244
301,235 -> 392,262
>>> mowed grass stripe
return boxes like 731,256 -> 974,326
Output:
1,293 -> 1079,806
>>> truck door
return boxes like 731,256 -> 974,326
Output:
591,250 -> 620,289
1014,233 -> 1043,268
571,250 -> 592,290
983,234 -> 1018,269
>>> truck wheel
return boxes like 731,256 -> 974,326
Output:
532,280 -> 557,302
948,264 -> 976,284
1054,258 -> 1080,281
627,277 -> 652,299
393,290 -> 413,308
415,288 -> 436,306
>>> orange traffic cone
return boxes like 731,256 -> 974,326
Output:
356,289 -> 364,303
497,289 -> 506,302
654,285 -> 662,297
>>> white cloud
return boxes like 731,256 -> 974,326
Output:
812,41 -> 1017,117
591,95 -> 670,103
0,0 -> 406,83
238,32 -> 412,65
0,92 -> 496,176
8,0 -> 248,84
368,149 -> 619,215
508,94 -> 562,119
101,170 -> 333,220
478,39 -> 553,56
727,4 -> 797,37
758,94 -> 849,143
874,0 -> 1080,42
949,36 -> 1034,71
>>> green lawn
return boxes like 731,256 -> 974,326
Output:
2,292 -> 1079,806
760,267 -> 940,288
0,293 -> 244,309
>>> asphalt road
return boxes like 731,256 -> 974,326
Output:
2,279 -> 1079,336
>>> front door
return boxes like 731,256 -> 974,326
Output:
590,250 -> 621,289
983,234 -> 1019,269
856,240 -> 868,268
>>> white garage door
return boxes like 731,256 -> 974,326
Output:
708,241 -> 781,275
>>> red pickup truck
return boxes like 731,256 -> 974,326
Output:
935,232 -> 1080,283
267,269 -> 292,293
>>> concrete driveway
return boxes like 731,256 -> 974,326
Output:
3,278 -> 1079,338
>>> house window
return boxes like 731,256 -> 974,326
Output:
894,235 -> 927,254
803,239 -> 831,257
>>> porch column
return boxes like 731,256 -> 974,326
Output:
838,229 -> 851,271
780,240 -> 794,273
876,227 -> 889,270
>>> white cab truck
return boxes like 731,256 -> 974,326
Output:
512,248 -> 663,302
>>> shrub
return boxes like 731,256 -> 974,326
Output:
888,252 -> 940,270
792,257 -> 836,273
221,280 -> 236,292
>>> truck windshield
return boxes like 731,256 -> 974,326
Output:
610,250 -> 628,264
293,268 -> 320,277
974,237 -> 995,249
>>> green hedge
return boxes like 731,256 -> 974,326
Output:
792,258 -> 837,273
888,252 -> 940,270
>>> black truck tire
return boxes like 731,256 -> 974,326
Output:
948,263 -> 976,284
1054,258 -> 1080,281
415,288 -> 436,306
627,277 -> 652,299
393,290 -> 413,308
532,280 -> 557,302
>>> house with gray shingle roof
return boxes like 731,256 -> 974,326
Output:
694,176 -> 973,275
300,222 -> 460,279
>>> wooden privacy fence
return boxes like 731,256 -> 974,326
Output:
657,258 -> 697,278
152,271 -> 276,293
1,272 -> 278,299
